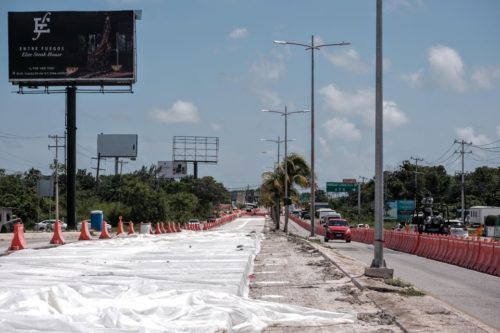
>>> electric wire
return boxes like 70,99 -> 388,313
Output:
423,141 -> 456,165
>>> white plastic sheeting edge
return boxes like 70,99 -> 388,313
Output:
0,217 -> 355,332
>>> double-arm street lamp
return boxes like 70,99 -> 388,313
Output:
262,106 -> 309,232
274,36 -> 350,237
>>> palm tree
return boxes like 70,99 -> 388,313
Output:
260,153 -> 311,231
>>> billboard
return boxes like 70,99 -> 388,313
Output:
384,200 -> 415,221
37,176 -> 54,198
158,161 -> 187,179
8,11 -> 136,86
97,134 -> 138,158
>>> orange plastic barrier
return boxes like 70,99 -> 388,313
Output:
8,223 -> 27,251
116,216 -> 125,236
128,221 -> 135,235
154,223 -> 162,234
78,220 -> 92,241
49,220 -> 66,245
99,221 -> 111,239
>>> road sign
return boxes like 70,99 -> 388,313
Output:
342,178 -> 357,184
326,182 -> 357,193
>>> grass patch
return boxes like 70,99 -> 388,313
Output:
385,278 -> 412,288
398,286 -> 425,297
308,238 -> 322,244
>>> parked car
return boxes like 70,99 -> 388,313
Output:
35,219 -> 67,232
188,219 -> 200,224
324,218 -> 351,243
207,216 -> 217,223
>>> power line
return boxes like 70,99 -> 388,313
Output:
423,141 -> 456,165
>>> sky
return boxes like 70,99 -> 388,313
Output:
1,0 -> 500,191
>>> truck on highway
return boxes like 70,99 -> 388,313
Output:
467,206 -> 500,227
411,195 -> 449,234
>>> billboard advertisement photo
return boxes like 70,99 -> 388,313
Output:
8,11 -> 137,86
158,161 -> 187,179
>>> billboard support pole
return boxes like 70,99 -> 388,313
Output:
193,162 -> 198,179
115,157 -> 119,176
66,86 -> 77,230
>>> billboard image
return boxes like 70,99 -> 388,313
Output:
8,11 -> 136,85
158,161 -> 187,179
97,134 -> 138,158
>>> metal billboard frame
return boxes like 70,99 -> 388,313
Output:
172,136 -> 219,179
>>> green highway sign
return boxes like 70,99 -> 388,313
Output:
326,182 -> 358,193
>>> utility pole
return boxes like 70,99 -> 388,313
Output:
49,135 -> 65,223
92,153 -> 105,186
410,156 -> 423,208
454,140 -> 472,222
358,176 -> 368,225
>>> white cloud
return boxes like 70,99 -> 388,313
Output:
229,27 -> 248,39
210,122 -> 222,131
323,117 -> 361,141
318,137 -> 332,157
401,69 -> 424,88
326,47 -> 369,73
250,53 -> 285,81
497,125 -> 500,137
319,83 -> 408,130
455,127 -> 490,145
250,52 -> 286,108
386,0 -> 424,12
383,58 -> 392,72
151,100 -> 200,124
383,101 -> 409,130
471,66 -> 500,89
427,45 -> 466,92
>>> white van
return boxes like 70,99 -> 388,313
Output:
316,208 -> 340,220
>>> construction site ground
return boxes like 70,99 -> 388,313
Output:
249,217 -> 497,333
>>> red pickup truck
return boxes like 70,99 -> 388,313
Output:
324,218 -> 351,243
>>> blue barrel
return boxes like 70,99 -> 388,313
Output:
90,210 -> 103,231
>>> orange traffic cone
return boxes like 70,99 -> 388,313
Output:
154,222 -> 162,234
78,220 -> 92,241
9,223 -> 27,251
50,220 -> 66,245
116,216 -> 125,236
128,221 -> 135,235
99,221 -> 111,239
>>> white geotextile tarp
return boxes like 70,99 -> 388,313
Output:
0,217 -> 355,332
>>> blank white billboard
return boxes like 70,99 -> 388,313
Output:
158,161 -> 187,178
97,134 -> 138,158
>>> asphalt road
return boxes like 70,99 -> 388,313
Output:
286,218 -> 500,330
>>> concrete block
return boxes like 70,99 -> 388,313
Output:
364,267 -> 394,279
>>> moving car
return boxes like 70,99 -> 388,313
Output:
35,219 -> 67,232
445,220 -> 468,238
324,218 -> 351,243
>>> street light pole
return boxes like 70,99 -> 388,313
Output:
274,36 -> 349,237
262,107 -> 308,233
365,0 -> 393,279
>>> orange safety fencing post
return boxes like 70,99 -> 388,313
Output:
8,223 -> 27,251
50,220 -> 66,245
154,223 -> 162,234
116,216 -> 125,236
128,221 -> 135,235
78,220 -> 92,241
99,221 -> 111,239
160,222 -> 167,233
